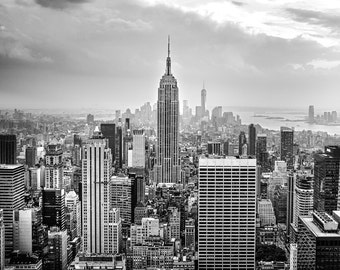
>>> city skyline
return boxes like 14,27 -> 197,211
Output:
1,0 -> 340,110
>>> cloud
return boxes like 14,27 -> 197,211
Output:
35,0 -> 89,9
286,8 -> 340,32
231,1 -> 244,7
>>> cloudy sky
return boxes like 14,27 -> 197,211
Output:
1,0 -> 340,111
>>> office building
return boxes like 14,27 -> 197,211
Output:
0,134 -> 16,164
207,142 -> 221,155
108,208 -> 122,254
258,199 -> 276,226
0,164 -> 25,256
238,131 -> 247,156
86,114 -> 94,124
100,123 -> 116,162
45,227 -> 67,270
308,105 -> 314,123
25,146 -> 36,167
201,86 -> 207,119
110,176 -> 132,227
290,173 -> 313,243
82,128 -> 113,254
13,208 -> 47,255
155,37 -> 181,183
130,217 -> 159,246
45,140 -> 63,189
65,191 -> 81,238
115,122 -> 123,168
280,127 -> 294,170
132,130 -> 145,168
297,211 -> 340,269
198,158 -> 256,269
0,210 -> 4,270
314,146 -> 340,215
169,207 -> 180,240
185,219 -> 195,250
256,134 -> 268,170
248,124 -> 256,156
42,188 -> 65,231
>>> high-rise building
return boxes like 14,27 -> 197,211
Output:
258,199 -> 276,226
82,128 -> 113,254
46,227 -> 68,270
308,105 -> 314,123
108,208 -> 122,254
86,114 -> 94,124
185,219 -> 195,250
42,188 -> 66,231
45,140 -> 63,189
0,134 -> 16,164
65,191 -> 81,238
132,130 -> 145,168
201,86 -> 207,119
198,158 -> 256,269
115,122 -> 123,168
168,207 -> 180,241
297,211 -> 340,269
248,124 -> 256,156
25,146 -> 36,167
0,209 -> 4,270
290,173 -> 313,243
0,164 -> 25,256
256,134 -> 268,170
155,37 -> 180,183
13,208 -> 47,255
110,176 -> 132,227
314,146 -> 340,214
280,127 -> 294,170
238,131 -> 247,156
101,123 -> 116,162
207,142 -> 221,155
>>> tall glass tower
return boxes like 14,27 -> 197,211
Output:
155,37 -> 180,183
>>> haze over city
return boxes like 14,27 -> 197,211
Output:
1,0 -> 340,110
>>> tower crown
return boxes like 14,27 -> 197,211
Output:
165,35 -> 171,75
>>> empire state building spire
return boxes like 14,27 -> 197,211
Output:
156,36 -> 180,183
166,35 -> 171,75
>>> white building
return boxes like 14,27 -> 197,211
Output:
82,129 -> 113,254
45,140 -> 63,189
108,208 -> 122,254
132,130 -> 145,168
65,191 -> 81,238
198,158 -> 256,269
258,199 -> 276,226
130,217 -> 159,246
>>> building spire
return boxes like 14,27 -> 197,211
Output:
166,35 -> 171,75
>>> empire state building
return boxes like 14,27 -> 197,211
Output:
155,37 -> 181,183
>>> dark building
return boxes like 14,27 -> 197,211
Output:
0,164 -> 25,256
73,134 -> 82,146
314,146 -> 340,215
125,118 -> 130,131
100,123 -> 116,162
0,134 -> 17,164
25,146 -> 36,167
42,188 -> 66,231
248,124 -> 256,156
280,127 -> 294,170
86,114 -> 94,124
297,211 -> 340,270
115,124 -> 123,168
256,134 -> 269,171
207,142 -> 221,155
238,131 -> 247,156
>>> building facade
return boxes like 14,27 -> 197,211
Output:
198,158 -> 256,269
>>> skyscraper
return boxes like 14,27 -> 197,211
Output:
25,146 -> 36,167
42,188 -> 66,231
280,127 -> 294,170
101,123 -> 116,162
0,209 -> 4,270
45,140 -> 63,189
0,164 -> 25,256
308,105 -> 314,123
314,146 -> 340,214
132,129 -> 145,168
239,131 -> 247,156
82,128 -> 113,253
155,37 -> 180,183
256,134 -> 268,170
198,158 -> 256,269
248,124 -> 256,156
201,85 -> 207,119
0,134 -> 16,165
46,227 -> 68,270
